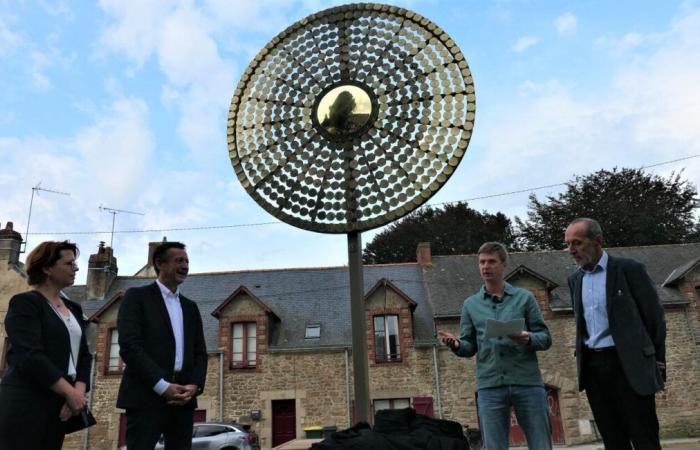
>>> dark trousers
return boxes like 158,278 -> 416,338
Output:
126,405 -> 194,450
582,347 -> 661,450
0,385 -> 65,450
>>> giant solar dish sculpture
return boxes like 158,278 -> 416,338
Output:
227,3 -> 476,233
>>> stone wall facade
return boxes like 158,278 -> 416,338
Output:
2,251 -> 700,449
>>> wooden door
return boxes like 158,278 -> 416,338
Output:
272,399 -> 296,447
118,413 -> 127,448
509,407 -> 527,446
475,385 -> 566,447
193,409 -> 207,423
546,386 -> 565,445
507,386 -> 566,446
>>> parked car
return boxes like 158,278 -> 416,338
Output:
138,422 -> 260,450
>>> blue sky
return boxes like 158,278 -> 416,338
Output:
1,0 -> 699,284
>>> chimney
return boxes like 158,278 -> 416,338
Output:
147,236 -> 168,268
0,222 -> 22,265
134,236 -> 167,278
416,242 -> 432,266
86,241 -> 118,300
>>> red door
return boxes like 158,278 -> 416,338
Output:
272,399 -> 296,447
475,385 -> 566,447
506,386 -> 565,446
547,386 -> 565,444
193,409 -> 207,423
509,408 -> 527,446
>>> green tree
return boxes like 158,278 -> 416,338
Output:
363,202 -> 514,264
516,168 -> 699,250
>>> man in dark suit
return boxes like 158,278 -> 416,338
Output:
565,218 -> 666,450
117,241 -> 207,450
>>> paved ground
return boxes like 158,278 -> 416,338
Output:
511,437 -> 700,450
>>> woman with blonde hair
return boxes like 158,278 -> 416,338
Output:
0,241 -> 92,449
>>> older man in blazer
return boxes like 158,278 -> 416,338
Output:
565,218 -> 666,450
117,241 -> 207,450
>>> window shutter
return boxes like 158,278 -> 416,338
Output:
412,396 -> 434,417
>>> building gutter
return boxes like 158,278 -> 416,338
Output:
431,342 -> 443,419
682,306 -> 700,376
344,347 -> 351,428
211,349 -> 224,420
82,352 -> 97,450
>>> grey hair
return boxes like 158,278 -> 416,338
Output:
569,218 -> 603,240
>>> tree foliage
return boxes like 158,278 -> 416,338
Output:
363,202 -> 514,264
516,168 -> 699,250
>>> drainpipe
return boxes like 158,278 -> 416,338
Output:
682,306 -> 700,374
432,343 -> 443,419
218,350 -> 224,420
344,347 -> 351,427
82,352 -> 97,450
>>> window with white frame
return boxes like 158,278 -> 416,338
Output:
107,328 -> 125,373
374,315 -> 401,362
0,337 -> 9,377
373,398 -> 410,413
231,322 -> 257,368
305,324 -> 321,339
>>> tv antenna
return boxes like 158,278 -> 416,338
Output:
23,182 -> 71,253
99,205 -> 144,247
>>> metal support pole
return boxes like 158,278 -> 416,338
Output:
23,187 -> 36,253
347,231 -> 370,423
109,211 -> 116,248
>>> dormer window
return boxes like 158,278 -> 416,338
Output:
305,324 -> 321,339
231,322 -> 257,369
374,315 -> 401,362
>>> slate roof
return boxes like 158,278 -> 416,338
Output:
64,263 -> 434,353
423,242 -> 700,317
663,255 -> 700,287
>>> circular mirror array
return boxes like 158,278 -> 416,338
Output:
228,3 -> 476,233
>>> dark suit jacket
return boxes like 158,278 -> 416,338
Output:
1,290 -> 92,393
116,282 -> 207,410
568,254 -> 666,396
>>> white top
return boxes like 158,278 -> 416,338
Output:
153,279 -> 185,395
49,304 -> 82,379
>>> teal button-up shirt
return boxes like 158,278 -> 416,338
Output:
453,282 -> 552,389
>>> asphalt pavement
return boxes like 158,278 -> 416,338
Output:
510,437 -> 700,450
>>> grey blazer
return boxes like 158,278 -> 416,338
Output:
568,254 -> 666,396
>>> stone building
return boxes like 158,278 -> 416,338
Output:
0,222 -> 26,377
1,229 -> 699,449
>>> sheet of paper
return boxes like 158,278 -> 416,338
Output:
484,318 -> 525,339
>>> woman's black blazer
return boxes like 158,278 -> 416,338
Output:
2,290 -> 92,392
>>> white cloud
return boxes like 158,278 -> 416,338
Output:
462,7 -> 700,221
29,50 -> 52,90
99,2 -> 236,166
596,32 -> 649,53
513,35 -> 539,53
554,12 -> 577,34
97,0 -> 173,66
0,16 -> 21,56
72,97 -> 155,204
38,0 -> 74,20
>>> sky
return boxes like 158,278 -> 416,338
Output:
1,0 -> 699,285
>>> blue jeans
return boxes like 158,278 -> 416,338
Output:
477,385 -> 552,450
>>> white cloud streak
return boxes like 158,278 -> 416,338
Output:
513,35 -> 539,53
554,12 -> 577,34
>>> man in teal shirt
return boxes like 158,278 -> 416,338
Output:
439,242 -> 552,450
